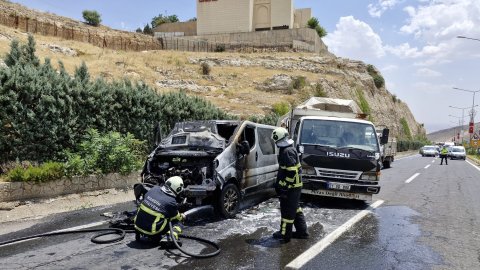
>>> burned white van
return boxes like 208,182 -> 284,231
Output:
139,120 -> 278,217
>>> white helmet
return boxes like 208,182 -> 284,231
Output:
165,176 -> 184,196
272,127 -> 294,147
272,127 -> 289,143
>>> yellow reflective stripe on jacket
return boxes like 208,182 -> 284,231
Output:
136,204 -> 167,235
280,163 -> 302,188
280,163 -> 301,171
296,207 -> 303,213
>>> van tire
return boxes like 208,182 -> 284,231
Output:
218,183 -> 240,218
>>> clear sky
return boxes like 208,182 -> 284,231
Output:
9,0 -> 480,133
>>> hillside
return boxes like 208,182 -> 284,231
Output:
0,0 -> 425,139
427,122 -> 479,143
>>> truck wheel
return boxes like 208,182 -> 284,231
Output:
218,183 -> 240,218
383,160 -> 391,169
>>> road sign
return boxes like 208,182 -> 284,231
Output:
473,132 -> 480,140
471,140 -> 479,148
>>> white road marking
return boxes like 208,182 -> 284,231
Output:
285,200 -> 385,270
52,221 -> 108,233
395,155 -> 419,161
466,160 -> 480,172
424,164 -> 431,169
432,160 -> 435,163
405,173 -> 420,184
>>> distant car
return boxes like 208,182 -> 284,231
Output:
421,145 -> 438,157
449,146 -> 466,160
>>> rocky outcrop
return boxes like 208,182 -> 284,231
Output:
191,55 -> 425,138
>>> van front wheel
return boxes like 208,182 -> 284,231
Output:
218,183 -> 240,218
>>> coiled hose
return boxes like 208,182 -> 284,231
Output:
0,223 -> 220,259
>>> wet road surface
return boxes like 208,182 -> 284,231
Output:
1,155 -> 479,269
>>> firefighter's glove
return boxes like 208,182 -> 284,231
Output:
180,213 -> 187,223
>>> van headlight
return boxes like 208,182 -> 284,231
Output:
360,172 -> 378,181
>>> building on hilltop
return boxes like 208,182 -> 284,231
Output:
153,0 -> 329,54
197,0 -> 311,35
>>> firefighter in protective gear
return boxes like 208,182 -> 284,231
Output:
271,127 -> 309,242
134,176 -> 185,244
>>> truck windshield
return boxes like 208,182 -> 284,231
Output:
299,119 -> 380,152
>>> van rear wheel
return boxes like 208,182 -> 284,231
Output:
218,183 -> 240,218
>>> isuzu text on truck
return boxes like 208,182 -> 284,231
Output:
279,97 -> 389,201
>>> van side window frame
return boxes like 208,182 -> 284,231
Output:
257,127 -> 276,155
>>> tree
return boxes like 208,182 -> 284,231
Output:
135,28 -> 143,33
143,23 -> 153,35
4,39 -> 21,67
151,14 -> 179,28
307,17 -> 327,38
82,10 -> 102,26
307,17 -> 319,29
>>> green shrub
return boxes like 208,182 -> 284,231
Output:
356,89 -> 371,115
292,76 -> 307,90
392,94 -> 398,103
397,140 -> 426,152
82,10 -> 101,26
315,25 -> 328,38
65,129 -> 145,176
249,113 -> 279,126
307,17 -> 328,38
272,102 -> 290,116
366,64 -> 385,89
201,62 -> 212,75
314,83 -> 327,97
307,17 -> 319,29
7,162 -> 64,182
63,153 -> 85,177
400,118 -> 412,140
0,37 -> 230,163
215,44 -> 226,52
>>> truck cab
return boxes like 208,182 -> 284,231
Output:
293,116 -> 382,201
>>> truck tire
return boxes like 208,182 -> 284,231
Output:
383,160 -> 391,169
218,183 -> 240,218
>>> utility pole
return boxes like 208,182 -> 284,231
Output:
452,88 -> 480,142
449,105 -> 478,144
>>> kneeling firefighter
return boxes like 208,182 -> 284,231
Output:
271,127 -> 309,243
134,176 -> 185,244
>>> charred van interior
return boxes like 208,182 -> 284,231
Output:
141,121 -> 242,211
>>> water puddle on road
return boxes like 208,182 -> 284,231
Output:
303,205 -> 444,270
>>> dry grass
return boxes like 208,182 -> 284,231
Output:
0,24 -> 327,118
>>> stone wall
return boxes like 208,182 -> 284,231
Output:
0,11 -> 162,51
188,28 -> 329,54
0,173 -> 139,202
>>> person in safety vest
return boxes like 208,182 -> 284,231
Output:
440,146 -> 449,165
134,176 -> 185,244
271,127 -> 308,243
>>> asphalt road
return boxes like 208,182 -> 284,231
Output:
1,154 -> 479,270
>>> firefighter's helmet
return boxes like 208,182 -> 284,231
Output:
165,176 -> 184,196
272,127 -> 289,143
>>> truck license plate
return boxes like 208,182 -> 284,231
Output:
302,189 -> 372,201
328,182 -> 351,191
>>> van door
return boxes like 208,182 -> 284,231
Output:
238,125 -> 259,191
255,127 -> 278,189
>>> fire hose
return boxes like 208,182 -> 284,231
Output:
0,207 -> 221,259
